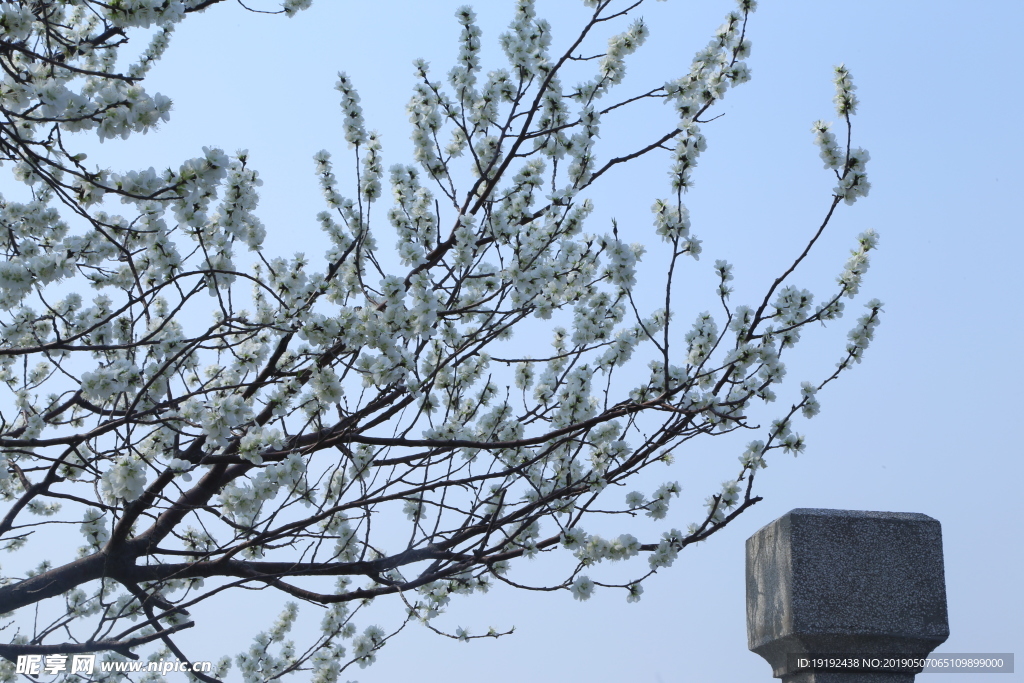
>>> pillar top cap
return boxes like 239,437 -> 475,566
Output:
746,508 -> 949,681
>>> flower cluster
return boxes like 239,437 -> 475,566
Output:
812,120 -> 844,170
80,360 -> 141,403
574,18 -> 650,102
499,0 -> 552,77
843,299 -> 884,366
352,625 -> 386,668
218,454 -> 307,527
80,509 -> 110,548
838,229 -> 879,297
236,602 -> 299,683
836,146 -> 871,205
100,456 -> 148,503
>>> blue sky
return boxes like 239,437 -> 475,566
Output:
62,0 -> 1023,680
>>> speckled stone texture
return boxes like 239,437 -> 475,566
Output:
746,509 -> 949,682
783,673 -> 916,683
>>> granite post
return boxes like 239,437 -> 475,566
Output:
746,509 -> 949,683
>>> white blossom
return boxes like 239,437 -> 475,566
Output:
570,575 -> 595,601
101,456 -> 148,503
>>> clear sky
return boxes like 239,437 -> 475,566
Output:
57,0 -> 1024,681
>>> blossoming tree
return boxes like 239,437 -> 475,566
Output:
0,0 -> 879,680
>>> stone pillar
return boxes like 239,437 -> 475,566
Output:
746,509 -> 949,683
